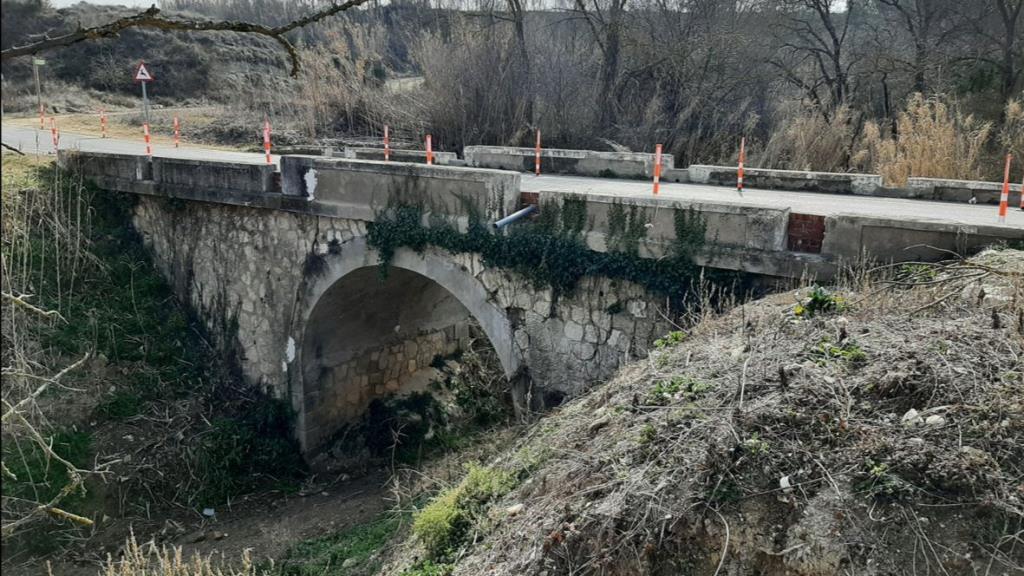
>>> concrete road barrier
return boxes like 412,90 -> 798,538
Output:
335,147 -> 458,165
906,177 -> 1023,205
280,156 -> 520,226
689,165 -> 882,195
464,146 -> 674,179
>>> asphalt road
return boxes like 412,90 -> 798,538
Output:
3,123 -> 1021,229
1,124 -> 277,165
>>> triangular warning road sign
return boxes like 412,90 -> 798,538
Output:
134,62 -> 153,82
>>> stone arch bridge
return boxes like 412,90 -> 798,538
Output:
62,151 -> 1020,451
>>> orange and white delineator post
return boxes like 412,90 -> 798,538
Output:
263,119 -> 272,165
143,122 -> 152,157
737,137 -> 746,192
998,154 -> 1011,222
173,116 -> 180,148
534,129 -> 542,176
100,109 -> 108,138
425,134 -> 434,165
384,125 -> 390,162
653,144 -> 663,195
50,117 -> 59,149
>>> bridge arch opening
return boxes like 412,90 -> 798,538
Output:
297,243 -> 517,452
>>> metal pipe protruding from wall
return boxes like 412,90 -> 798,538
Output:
493,204 -> 537,229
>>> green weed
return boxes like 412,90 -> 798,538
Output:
647,375 -> 713,405
276,511 -> 408,576
413,464 -> 516,560
794,285 -> 846,318
811,338 -> 868,366
653,331 -> 686,349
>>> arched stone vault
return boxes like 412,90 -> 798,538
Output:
291,238 -> 518,450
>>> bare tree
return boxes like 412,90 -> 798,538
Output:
990,0 -> 1023,99
769,0 -> 858,116
570,0 -> 630,130
874,0 -> 963,93
0,2 -> 375,76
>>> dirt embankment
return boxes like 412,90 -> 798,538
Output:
383,249 -> 1024,576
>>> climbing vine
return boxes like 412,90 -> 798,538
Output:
607,201 -> 649,254
366,195 -> 737,302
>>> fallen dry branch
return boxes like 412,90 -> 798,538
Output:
0,2 -> 374,77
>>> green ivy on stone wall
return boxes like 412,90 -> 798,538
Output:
367,195 -> 735,302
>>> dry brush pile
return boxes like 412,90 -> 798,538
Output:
388,248 -> 1024,576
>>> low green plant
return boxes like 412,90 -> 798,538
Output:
647,375 -> 713,405
855,459 -> 914,500
638,424 -> 658,445
95,390 -> 143,421
742,432 -> 770,455
413,464 -> 516,560
653,331 -> 686,349
276,511 -> 408,576
811,338 -> 868,366
195,397 -> 306,505
794,285 -> 846,317
1,429 -> 92,506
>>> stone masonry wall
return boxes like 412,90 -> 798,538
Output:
308,323 -> 470,445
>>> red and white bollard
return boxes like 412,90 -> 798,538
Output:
100,109 -> 107,138
39,104 -> 45,130
998,154 -> 1011,222
425,134 -> 433,165
534,129 -> 542,176
737,137 -> 746,192
143,123 -> 152,157
173,116 -> 180,148
50,117 -> 59,150
263,119 -> 272,165
384,125 -> 390,162
653,143 -> 663,195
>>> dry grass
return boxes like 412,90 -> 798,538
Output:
388,248 -> 1024,576
100,533 -> 262,576
757,103 -> 856,172
855,94 -> 993,185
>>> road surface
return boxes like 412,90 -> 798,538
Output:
3,124 -> 1021,229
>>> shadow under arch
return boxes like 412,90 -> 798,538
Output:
293,237 -> 517,450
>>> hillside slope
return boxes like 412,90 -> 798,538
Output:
385,250 -> 1024,576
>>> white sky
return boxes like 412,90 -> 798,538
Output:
49,1 -> 157,7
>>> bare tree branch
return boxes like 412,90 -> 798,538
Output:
0,1 -> 374,77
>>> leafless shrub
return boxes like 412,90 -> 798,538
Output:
1,156 -> 97,539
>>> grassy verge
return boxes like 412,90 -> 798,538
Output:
1,155 -> 304,551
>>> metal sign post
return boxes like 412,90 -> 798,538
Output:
134,62 -> 154,155
33,58 -> 46,151
33,58 -> 45,128
134,61 -> 153,125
